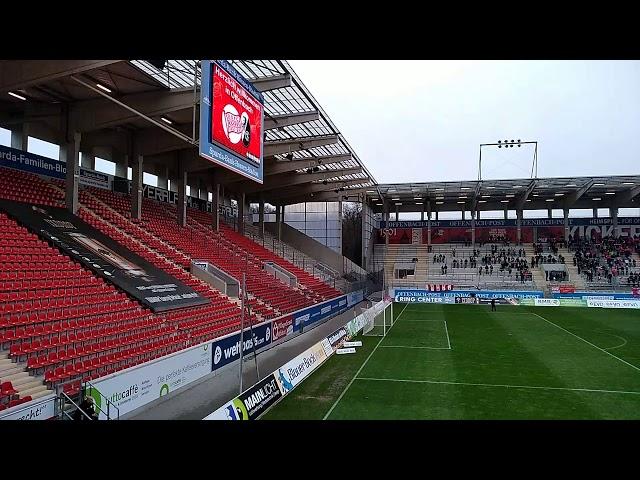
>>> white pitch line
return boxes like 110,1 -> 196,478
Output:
322,302 -> 408,420
355,377 -> 640,396
380,345 -> 450,350
443,319 -> 451,350
530,312 -> 640,374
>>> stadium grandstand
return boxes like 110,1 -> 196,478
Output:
0,60 -> 639,421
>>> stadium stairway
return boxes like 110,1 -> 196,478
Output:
556,246 -> 586,290
0,351 -> 49,402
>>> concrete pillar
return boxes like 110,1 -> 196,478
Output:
593,208 -> 598,219
435,211 -> 439,221
11,124 -> 28,151
504,209 -> 508,220
563,208 -> 570,242
471,211 -> 476,246
276,204 -> 282,241
131,152 -> 143,220
462,210 -> 466,220
212,183 -> 220,231
611,207 -> 618,237
258,197 -> 265,237
114,152 -> 129,179
338,198 -> 343,254
427,202 -> 432,246
395,203 -> 399,221
62,132 -> 81,214
477,210 -> 481,220
548,208 -> 553,219
80,151 -> 95,170
156,164 -> 169,190
516,209 -> 523,243
238,193 -> 245,234
420,203 -> 424,221
177,162 -> 187,227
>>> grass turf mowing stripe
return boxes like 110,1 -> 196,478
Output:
355,377 -> 640,396
322,302 -> 408,420
531,312 -> 640,373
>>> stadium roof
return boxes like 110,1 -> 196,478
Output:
0,60 -> 375,205
370,175 -> 640,213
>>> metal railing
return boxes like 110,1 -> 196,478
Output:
83,380 -> 120,420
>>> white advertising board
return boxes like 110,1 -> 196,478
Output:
89,342 -> 212,419
534,298 -> 560,307
0,394 -> 56,421
586,299 -> 640,309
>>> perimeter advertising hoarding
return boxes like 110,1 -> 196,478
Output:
292,295 -> 348,333
87,343 -> 212,419
394,289 -> 544,301
210,322 -> 272,372
0,201 -> 208,312
0,394 -> 56,421
200,60 -> 264,184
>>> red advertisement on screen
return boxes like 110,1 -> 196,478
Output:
272,315 -> 293,341
211,63 -> 263,166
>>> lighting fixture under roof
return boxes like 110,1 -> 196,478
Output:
8,91 -> 26,101
592,198 -> 601,201
414,197 -> 422,200
623,182 -> 635,185
415,202 -> 423,205
500,200 -> 509,203
457,201 -> 465,204
160,117 -> 173,125
506,194 -> 515,198
605,192 -> 616,195
482,195 -> 491,198
554,193 -> 564,196
478,200 -> 487,203
593,183 -> 605,186
395,202 -> 403,205
391,197 -> 400,201
566,184 -> 577,187
460,187 -> 471,190
436,201 -> 444,205
435,188 -> 444,191
512,185 -> 523,188
459,196 -> 467,199
486,186 -> 496,189
546,199 -> 554,202
96,83 -> 112,93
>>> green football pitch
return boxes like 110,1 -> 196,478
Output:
262,303 -> 640,420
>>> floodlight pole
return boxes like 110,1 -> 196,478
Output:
478,140 -> 538,181
238,273 -> 246,394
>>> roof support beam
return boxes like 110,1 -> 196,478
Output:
241,167 -> 362,194
263,135 -> 339,157
264,111 -> 319,130
70,88 -> 195,132
262,178 -> 364,202
0,60 -> 124,94
562,179 -> 594,208
251,74 -> 292,92
277,188 -> 371,206
617,185 -> 640,204
516,179 -> 538,210
265,154 -> 353,176
470,181 -> 482,213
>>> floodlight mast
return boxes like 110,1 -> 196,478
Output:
478,140 -> 538,181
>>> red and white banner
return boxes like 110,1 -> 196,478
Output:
271,315 -> 293,341
426,284 -> 453,292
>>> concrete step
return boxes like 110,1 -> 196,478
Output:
0,358 -> 14,366
0,365 -> 24,377
28,389 -> 53,400
14,379 -> 43,392
18,384 -> 50,398
4,372 -> 33,386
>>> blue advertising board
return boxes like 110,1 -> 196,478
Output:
394,289 -> 544,302
380,217 -> 640,229
293,295 -> 349,333
211,321 -> 272,372
0,145 -> 66,179
347,290 -> 364,307
199,60 -> 264,184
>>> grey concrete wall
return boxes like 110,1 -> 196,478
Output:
265,221 -> 345,274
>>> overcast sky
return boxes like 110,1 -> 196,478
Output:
289,60 -> 640,184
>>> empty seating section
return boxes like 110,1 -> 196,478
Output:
0,167 -> 64,207
0,167 -> 344,408
82,187 -> 341,315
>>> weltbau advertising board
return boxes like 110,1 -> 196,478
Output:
87,343 -> 212,419
200,60 -> 264,184
211,322 -> 272,372
0,201 -> 209,312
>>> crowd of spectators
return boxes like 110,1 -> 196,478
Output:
569,234 -> 640,285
